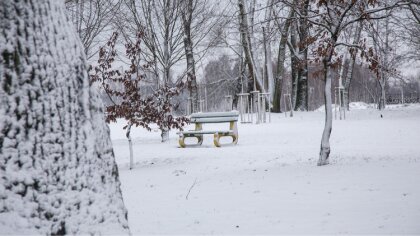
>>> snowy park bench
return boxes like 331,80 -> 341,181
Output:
178,111 -> 239,148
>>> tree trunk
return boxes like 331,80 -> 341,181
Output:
126,123 -> 134,170
272,9 -> 293,112
380,13 -> 390,110
161,1 -> 171,142
0,0 -> 129,234
182,0 -> 199,113
318,58 -> 333,166
264,0 -> 275,100
378,79 -> 386,110
289,21 -> 299,109
263,26 -> 273,95
294,0 -> 310,111
344,21 -> 362,110
238,0 -> 267,95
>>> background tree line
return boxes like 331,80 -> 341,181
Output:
65,0 -> 420,113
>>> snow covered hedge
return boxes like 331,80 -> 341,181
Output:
0,0 -> 129,234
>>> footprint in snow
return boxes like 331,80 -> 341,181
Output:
172,170 -> 187,176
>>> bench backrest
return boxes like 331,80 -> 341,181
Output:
190,111 -> 239,123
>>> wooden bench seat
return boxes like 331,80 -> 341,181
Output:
178,111 -> 239,148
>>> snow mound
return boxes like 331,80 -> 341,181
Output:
315,103 -> 340,112
386,103 -> 420,109
348,102 -> 374,109
316,102 -> 373,112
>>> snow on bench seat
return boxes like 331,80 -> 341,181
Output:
180,130 -> 233,135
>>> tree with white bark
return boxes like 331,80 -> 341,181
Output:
180,0 -> 199,113
301,0 -> 411,165
237,0 -> 269,97
0,0 -> 129,234
343,20 -> 363,110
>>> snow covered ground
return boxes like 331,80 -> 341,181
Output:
110,104 -> 420,234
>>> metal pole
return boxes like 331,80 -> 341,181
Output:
283,94 -> 287,117
288,94 -> 293,117
205,86 -> 208,112
339,88 -> 342,120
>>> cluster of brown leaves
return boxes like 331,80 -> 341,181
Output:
89,31 -> 189,131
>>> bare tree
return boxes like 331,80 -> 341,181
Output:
179,0 -> 217,112
289,18 -> 299,109
181,0 -> 199,112
294,0 -> 310,111
263,0 -> 275,98
272,7 -> 294,112
343,20 -> 363,110
238,0 -> 267,95
367,4 -> 405,110
65,0 -> 121,60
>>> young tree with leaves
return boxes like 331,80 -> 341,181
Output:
303,0 -> 410,165
90,32 -> 189,168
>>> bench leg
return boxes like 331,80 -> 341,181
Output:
230,121 -> 238,145
213,133 -> 238,147
231,134 -> 238,144
179,136 -> 186,148
196,135 -> 203,145
213,133 -> 221,147
179,134 -> 203,148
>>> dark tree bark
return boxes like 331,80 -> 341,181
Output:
0,0 -> 129,234
272,9 -> 294,112
181,0 -> 199,113
289,20 -> 299,108
294,0 -> 310,111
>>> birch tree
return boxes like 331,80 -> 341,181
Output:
0,0 -> 129,234
303,0 -> 410,165
343,21 -> 363,110
238,0 -> 267,95
367,4 -> 403,110
181,0 -> 199,113
263,0 -> 275,98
